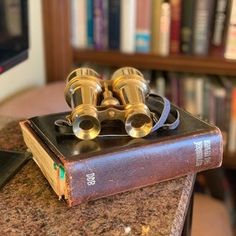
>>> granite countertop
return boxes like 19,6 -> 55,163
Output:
0,118 -> 194,236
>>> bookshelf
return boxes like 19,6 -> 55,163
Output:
74,49 -> 236,76
42,0 -> 236,83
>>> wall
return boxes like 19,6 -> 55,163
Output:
0,0 -> 45,101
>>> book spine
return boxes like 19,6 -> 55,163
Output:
181,0 -> 195,54
228,88 -> 236,152
94,0 -> 108,50
170,0 -> 182,54
108,0 -> 121,50
135,0 -> 152,53
66,130 -> 222,206
87,0 -> 94,48
212,0 -> 229,46
159,2 -> 171,56
71,0 -> 87,49
151,0 -> 163,53
120,0 -> 136,53
192,0 -> 215,56
167,72 -> 180,104
224,0 -> 236,59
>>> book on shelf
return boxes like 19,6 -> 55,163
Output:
108,0 -> 120,50
159,2 -> 171,56
228,81 -> 236,152
224,0 -> 236,59
180,0 -> 195,54
94,0 -> 108,50
192,0 -> 215,56
87,0 -> 94,48
135,0 -> 152,53
151,0 -> 163,54
20,108 -> 223,207
120,0 -> 136,53
210,0 -> 229,56
212,0 -> 229,47
170,0 -> 182,54
71,0 -> 87,49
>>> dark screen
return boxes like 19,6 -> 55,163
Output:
0,0 -> 28,69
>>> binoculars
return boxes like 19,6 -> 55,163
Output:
64,67 -> 153,140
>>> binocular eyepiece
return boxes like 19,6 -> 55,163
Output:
64,67 -> 153,140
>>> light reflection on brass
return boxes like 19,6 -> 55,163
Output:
64,67 -> 153,140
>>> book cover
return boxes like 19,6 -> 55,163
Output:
20,109 -> 223,207
224,0 -> 236,59
192,0 -> 215,56
135,0 -> 152,53
108,0 -> 120,50
120,0 -> 136,53
181,0 -> 195,54
170,0 -> 182,54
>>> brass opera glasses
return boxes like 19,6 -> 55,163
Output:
64,67 -> 153,140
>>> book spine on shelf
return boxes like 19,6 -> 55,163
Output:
159,2 -> 171,56
181,0 -> 195,54
71,0 -> 87,49
94,0 -> 108,50
151,0 -> 163,53
120,0 -> 136,53
170,0 -> 182,54
108,0 -> 121,50
182,75 -> 197,115
135,0 -> 152,53
66,129 -> 222,206
224,0 -> 236,59
192,0 -> 215,56
212,0 -> 229,47
87,0 -> 94,48
167,72 -> 180,106
219,76 -> 233,150
228,88 -> 236,152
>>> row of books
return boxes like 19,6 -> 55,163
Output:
71,0 -> 236,59
150,71 -> 236,153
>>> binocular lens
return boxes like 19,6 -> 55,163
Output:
72,115 -> 101,140
126,113 -> 152,138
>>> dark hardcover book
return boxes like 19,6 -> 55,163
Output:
20,109 -> 223,207
192,0 -> 215,56
181,0 -> 195,54
108,0 -> 120,50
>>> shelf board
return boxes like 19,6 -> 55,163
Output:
73,49 -> 236,76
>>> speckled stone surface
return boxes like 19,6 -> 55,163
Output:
0,118 -> 194,236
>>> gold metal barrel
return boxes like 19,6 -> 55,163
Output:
111,67 -> 153,138
64,68 -> 102,140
